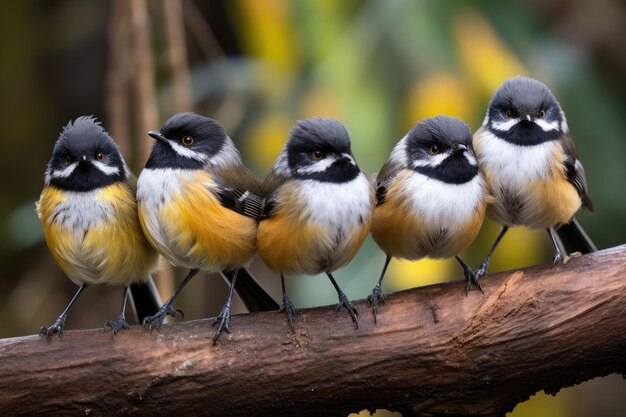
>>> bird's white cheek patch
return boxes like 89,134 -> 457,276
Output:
388,135 -> 409,166
465,153 -> 478,166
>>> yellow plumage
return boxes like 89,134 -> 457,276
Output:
371,172 -> 486,260
257,182 -> 370,275
37,181 -> 157,286
139,170 -> 257,271
477,141 -> 582,229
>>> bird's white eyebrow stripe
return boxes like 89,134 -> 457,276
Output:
535,118 -> 560,132
491,119 -> 519,131
51,163 -> 78,178
92,160 -> 120,176
168,141 -> 209,163
411,153 -> 448,167
296,156 -> 336,174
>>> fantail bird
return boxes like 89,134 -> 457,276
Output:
473,76 -> 595,279
136,112 -> 276,344
368,116 -> 490,319
37,116 -> 159,338
257,117 -> 375,330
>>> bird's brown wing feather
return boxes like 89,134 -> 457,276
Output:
259,169 -> 291,219
211,164 -> 264,219
373,157 -> 402,205
561,134 -> 594,212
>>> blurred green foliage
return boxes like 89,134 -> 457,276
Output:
0,1 -> 624,415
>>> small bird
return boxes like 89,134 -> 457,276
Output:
369,116 -> 490,319
257,117 -> 375,330
37,116 -> 159,338
136,112 -> 274,343
473,76 -> 595,279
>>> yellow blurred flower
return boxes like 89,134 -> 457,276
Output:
453,11 -> 527,96
388,257 -> 454,291
245,113 -> 293,173
404,72 -> 472,129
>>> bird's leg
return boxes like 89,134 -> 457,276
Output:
457,255 -> 484,294
213,269 -> 238,344
104,286 -> 130,336
475,225 -> 509,278
327,273 -> 359,329
547,228 -> 564,264
143,269 -> 198,330
39,284 -> 88,340
368,255 -> 391,324
279,273 -> 297,332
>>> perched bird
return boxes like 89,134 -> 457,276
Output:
136,112 -> 276,343
257,117 -> 375,330
369,116 -> 490,318
473,76 -> 595,279
37,116 -> 159,338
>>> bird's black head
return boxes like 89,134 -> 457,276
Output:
284,117 -> 360,183
402,115 -> 479,184
145,112 -> 236,170
485,77 -> 566,146
45,116 -> 127,192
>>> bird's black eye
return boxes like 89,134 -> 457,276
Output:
539,110 -> 546,118
505,110 -> 513,118
181,136 -> 194,146
64,156 -> 72,165
96,152 -> 105,161
429,145 -> 440,155
311,151 -> 324,160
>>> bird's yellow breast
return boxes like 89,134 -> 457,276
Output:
476,138 -> 583,228
257,181 -> 371,275
37,183 -> 158,286
138,170 -> 257,271
371,170 -> 486,260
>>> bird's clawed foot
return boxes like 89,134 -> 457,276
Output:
464,266 -> 484,295
104,315 -> 130,337
552,249 -> 564,265
337,292 -> 359,329
280,293 -> 297,332
39,317 -> 66,340
474,260 -> 490,281
367,283 -> 385,324
212,302 -> 232,344
143,305 -> 183,331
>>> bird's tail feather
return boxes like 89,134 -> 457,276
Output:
555,217 -> 597,255
129,278 -> 162,323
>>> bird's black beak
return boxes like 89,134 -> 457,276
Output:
148,130 -> 167,142
335,155 -> 353,164
78,155 -> 89,165
451,143 -> 467,154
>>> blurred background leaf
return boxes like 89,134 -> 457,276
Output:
0,1 -> 624,415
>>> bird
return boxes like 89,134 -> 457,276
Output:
136,112 -> 276,344
473,76 -> 595,280
257,117 -> 375,330
368,115 -> 490,319
37,116 -> 159,338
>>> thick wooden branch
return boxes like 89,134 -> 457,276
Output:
2,246 -> 626,417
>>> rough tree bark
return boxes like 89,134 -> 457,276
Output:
1,246 -> 625,417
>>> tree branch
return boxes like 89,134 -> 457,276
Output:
1,246 -> 625,417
